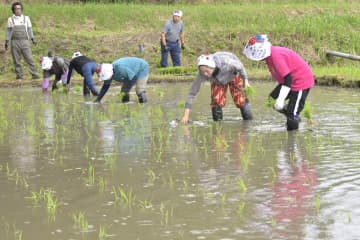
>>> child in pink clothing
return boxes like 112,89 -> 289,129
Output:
243,34 -> 315,130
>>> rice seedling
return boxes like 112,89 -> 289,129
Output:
145,169 -> 156,183
138,199 -> 154,211
237,178 -> 247,194
72,211 -> 89,232
46,191 -> 58,221
13,224 -> 23,240
73,85 -> 82,94
265,97 -> 276,108
220,193 -> 227,207
162,174 -> 174,190
337,209 -> 352,223
236,202 -> 246,217
104,153 -> 116,171
3,223 -> 23,240
302,103 -> 314,124
244,86 -> 256,97
27,188 -> 58,221
268,166 -> 277,182
177,101 -> 185,108
314,195 -> 321,214
98,224 -> 111,240
159,202 -> 174,226
214,134 -> 229,150
182,180 -> 189,192
82,145 -> 90,159
153,87 -> 165,99
157,66 -> 197,75
3,163 -> 29,189
85,164 -> 95,186
112,186 -> 136,209
97,176 -> 106,193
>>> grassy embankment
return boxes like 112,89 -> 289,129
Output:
0,1 -> 359,87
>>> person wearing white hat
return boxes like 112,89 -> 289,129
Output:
181,52 -> 253,123
243,34 -> 315,130
40,50 -> 69,92
66,52 -> 99,96
95,57 -> 149,103
160,10 -> 185,67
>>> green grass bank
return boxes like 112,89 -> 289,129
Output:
0,0 -> 359,87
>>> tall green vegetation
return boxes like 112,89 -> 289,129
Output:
0,1 -> 359,81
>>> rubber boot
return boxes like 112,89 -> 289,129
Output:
211,105 -> 223,121
240,102 -> 253,120
42,77 -> 50,92
51,80 -> 58,92
90,87 -> 99,96
287,115 -> 300,131
137,91 -> 147,103
83,80 -> 90,96
122,92 -> 130,103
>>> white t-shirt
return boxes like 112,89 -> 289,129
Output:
7,14 -> 32,28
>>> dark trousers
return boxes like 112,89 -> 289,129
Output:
160,41 -> 181,67
81,62 -> 97,89
81,62 -> 98,95
270,84 -> 310,118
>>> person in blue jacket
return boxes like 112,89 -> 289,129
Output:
95,57 -> 149,103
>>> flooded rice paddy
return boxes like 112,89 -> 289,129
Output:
0,82 -> 360,240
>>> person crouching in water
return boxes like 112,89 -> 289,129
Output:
95,57 -> 149,103
181,52 -> 253,124
40,51 -> 69,92
243,34 -> 315,131
66,52 -> 99,96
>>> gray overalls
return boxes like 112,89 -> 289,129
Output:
10,16 -> 38,79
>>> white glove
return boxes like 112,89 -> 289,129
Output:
274,85 -> 291,111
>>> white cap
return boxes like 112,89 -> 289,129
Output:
40,56 -> 53,70
96,63 -> 113,81
243,34 -> 271,61
197,54 -> 216,68
173,10 -> 183,17
72,51 -> 82,59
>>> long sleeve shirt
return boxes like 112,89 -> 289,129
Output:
185,52 -> 248,109
5,14 -> 34,40
265,46 -> 314,91
96,57 -> 149,102
66,56 -> 95,84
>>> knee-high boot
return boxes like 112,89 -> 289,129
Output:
212,105 -> 223,121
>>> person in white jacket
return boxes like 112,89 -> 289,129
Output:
181,52 -> 253,123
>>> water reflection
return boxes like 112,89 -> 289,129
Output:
271,132 -> 317,239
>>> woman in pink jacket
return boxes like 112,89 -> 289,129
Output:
243,34 -> 315,130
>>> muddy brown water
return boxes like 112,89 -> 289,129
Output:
0,82 -> 359,239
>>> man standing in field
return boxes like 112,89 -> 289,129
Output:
160,10 -> 185,68
4,1 -> 40,80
